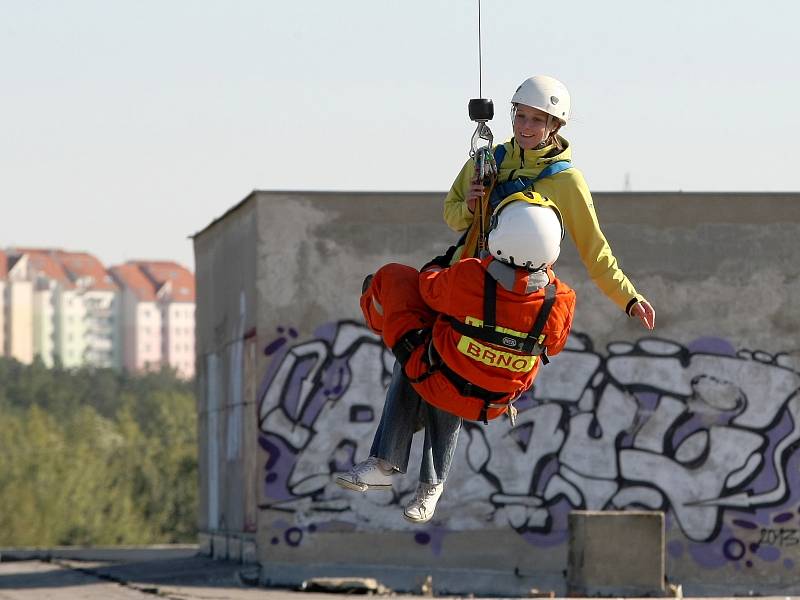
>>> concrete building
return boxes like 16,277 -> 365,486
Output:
54,251 -> 120,369
7,248 -> 113,368
136,261 -> 196,380
23,249 -> 86,368
194,190 -> 800,596
1,247 -> 195,377
2,253 -> 34,364
111,262 -> 161,373
110,261 -> 195,379
31,280 -> 57,367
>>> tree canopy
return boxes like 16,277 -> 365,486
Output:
0,357 -> 197,546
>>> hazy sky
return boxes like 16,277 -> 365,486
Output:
2,0 -> 798,270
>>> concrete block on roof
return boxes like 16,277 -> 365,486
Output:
212,534 -> 228,560
242,538 -> 257,564
197,532 -> 212,556
567,510 -> 665,597
227,535 -> 242,562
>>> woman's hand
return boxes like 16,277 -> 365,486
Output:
466,182 -> 485,213
630,300 -> 656,330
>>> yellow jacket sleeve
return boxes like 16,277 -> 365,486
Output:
443,158 -> 476,232
536,168 -> 644,313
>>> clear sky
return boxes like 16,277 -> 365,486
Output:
2,0 -> 798,270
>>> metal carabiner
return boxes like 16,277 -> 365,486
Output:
469,121 -> 494,158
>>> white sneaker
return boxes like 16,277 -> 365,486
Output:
403,482 -> 444,523
335,457 -> 394,492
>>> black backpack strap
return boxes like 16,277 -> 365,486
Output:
448,273 -> 557,356
448,318 -> 529,352
428,344 -> 508,424
482,270 -> 497,332
392,328 -> 440,384
392,328 -> 429,367
520,283 -> 556,355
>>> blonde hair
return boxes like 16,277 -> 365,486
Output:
546,115 -> 564,151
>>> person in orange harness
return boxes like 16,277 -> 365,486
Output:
336,191 -> 575,523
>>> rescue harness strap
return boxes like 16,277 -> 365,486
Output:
488,143 -> 572,212
456,145 -> 572,259
429,343 -> 510,426
427,343 -> 506,405
391,329 -> 509,424
392,328 -> 430,377
390,274 -> 558,424
448,274 -> 556,358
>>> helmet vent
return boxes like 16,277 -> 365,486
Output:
550,96 -> 559,104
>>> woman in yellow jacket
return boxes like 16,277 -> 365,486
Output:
445,75 -> 655,328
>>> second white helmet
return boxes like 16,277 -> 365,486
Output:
488,191 -> 564,271
511,75 -> 571,124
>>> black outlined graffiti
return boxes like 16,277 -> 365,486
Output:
258,321 -> 800,564
259,321 -> 392,498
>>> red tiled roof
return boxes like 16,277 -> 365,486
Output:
132,260 -> 195,302
13,248 -> 75,289
109,264 -> 157,301
0,250 -> 7,280
54,250 -> 118,291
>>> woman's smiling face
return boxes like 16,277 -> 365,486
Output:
512,104 -> 554,150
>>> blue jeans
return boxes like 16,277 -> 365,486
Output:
369,362 -> 462,484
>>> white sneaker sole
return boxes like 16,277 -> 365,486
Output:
403,509 -> 434,524
335,476 -> 392,492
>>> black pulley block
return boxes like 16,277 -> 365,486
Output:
468,98 -> 494,122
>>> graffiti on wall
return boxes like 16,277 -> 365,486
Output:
257,320 -> 800,569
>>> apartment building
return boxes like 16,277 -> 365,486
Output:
110,262 -> 162,373
54,251 -> 120,369
137,261 -> 195,380
110,261 -> 195,379
1,248 -> 195,378
2,251 -> 34,364
8,249 -> 92,368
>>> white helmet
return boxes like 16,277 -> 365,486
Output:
511,75 -> 571,124
488,191 -> 564,271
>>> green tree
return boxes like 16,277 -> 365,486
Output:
0,357 -> 197,546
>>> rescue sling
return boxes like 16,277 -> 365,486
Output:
391,271 -> 557,423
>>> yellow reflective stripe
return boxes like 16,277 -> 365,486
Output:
464,316 -> 546,344
456,335 -> 537,373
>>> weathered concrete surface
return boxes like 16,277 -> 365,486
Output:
567,511 -> 664,596
194,197 -> 260,545
1,555 -> 800,600
0,556 -> 308,599
0,560 -> 151,599
0,545 -> 197,563
194,191 -> 800,597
